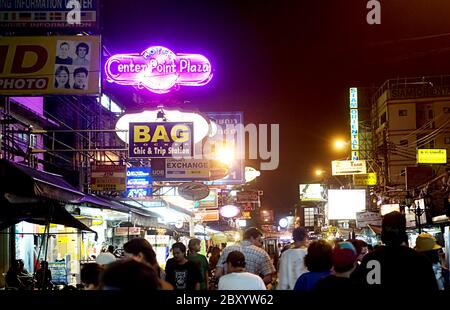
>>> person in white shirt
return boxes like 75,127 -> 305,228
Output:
96,245 -> 117,266
218,250 -> 266,290
277,227 -> 309,290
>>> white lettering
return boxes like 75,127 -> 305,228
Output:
66,0 -> 81,25
366,0 -> 381,25
366,259 -> 381,284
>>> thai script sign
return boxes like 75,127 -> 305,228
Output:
105,46 -> 212,94
417,149 -> 447,164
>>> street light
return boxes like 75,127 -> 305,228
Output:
315,169 -> 325,176
334,140 -> 347,150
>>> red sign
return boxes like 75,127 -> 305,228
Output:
91,165 -> 127,191
114,227 -> 141,236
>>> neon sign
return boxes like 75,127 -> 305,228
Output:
105,46 -> 213,94
349,87 -> 359,160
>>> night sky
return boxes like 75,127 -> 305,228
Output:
102,0 -> 450,217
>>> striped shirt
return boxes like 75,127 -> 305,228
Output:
217,240 -> 275,277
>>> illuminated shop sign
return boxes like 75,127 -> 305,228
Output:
349,87 -> 359,160
129,122 -> 193,158
417,149 -> 447,164
126,167 -> 152,198
105,46 -> 212,94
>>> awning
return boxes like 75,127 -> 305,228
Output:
77,194 -> 130,213
0,159 -> 85,202
0,160 -> 92,232
0,195 -> 94,232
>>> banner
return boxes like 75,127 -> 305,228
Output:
126,167 -> 152,199
331,160 -> 367,175
0,0 -> 98,31
417,149 -> 447,164
165,158 -> 209,180
353,173 -> 377,186
129,122 -> 194,158
204,112 -> 244,185
237,191 -> 259,203
194,209 -> 219,222
0,36 -> 100,95
91,165 -> 126,192
356,211 -> 382,228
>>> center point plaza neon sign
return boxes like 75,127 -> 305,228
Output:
105,46 -> 213,94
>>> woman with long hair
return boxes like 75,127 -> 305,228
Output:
54,66 -> 70,89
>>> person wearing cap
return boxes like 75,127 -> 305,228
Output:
415,233 -> 445,290
354,211 -> 438,290
216,227 -> 275,285
277,227 -> 309,290
314,242 -> 358,290
218,251 -> 266,290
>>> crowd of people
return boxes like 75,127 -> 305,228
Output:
4,211 -> 449,291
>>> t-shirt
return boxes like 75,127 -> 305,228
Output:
96,252 -> 116,265
55,56 -> 73,65
187,253 -> 209,290
218,272 -> 267,290
314,275 -> 356,291
353,245 -> 438,290
165,259 -> 202,290
217,241 -> 275,277
277,247 -> 308,290
293,270 -> 331,291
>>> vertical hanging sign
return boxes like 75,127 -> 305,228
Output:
350,88 -> 359,160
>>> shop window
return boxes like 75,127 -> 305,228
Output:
304,208 -> 314,227
398,109 -> 408,116
400,140 -> 408,146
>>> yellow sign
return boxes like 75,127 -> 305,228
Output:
417,149 -> 447,164
0,36 -> 100,95
353,173 -> 377,186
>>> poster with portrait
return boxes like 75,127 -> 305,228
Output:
54,40 -> 92,91
0,36 -> 100,95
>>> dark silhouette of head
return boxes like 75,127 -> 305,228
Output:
226,251 -> 246,268
381,211 -> 407,246
293,227 -> 308,242
243,227 -> 263,240
123,238 -> 157,266
304,240 -> 333,272
81,263 -> 103,289
100,259 -> 159,291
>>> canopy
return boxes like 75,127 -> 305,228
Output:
0,194 -> 94,232
0,160 -> 93,232
0,159 -> 85,202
